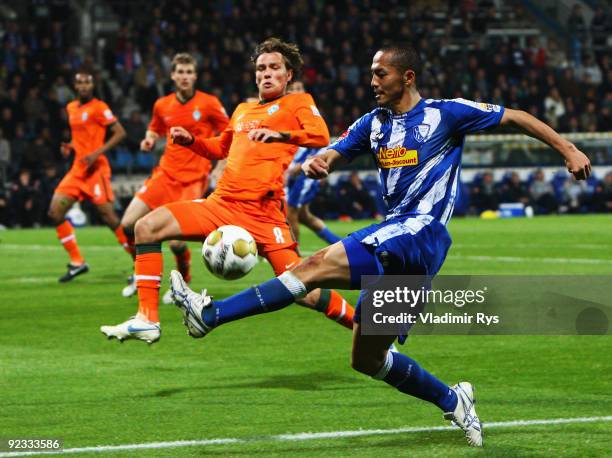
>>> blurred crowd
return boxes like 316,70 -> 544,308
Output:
0,0 -> 611,227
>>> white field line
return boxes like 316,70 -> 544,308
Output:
1,415 -> 610,457
2,244 -> 612,265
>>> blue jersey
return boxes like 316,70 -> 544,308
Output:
331,98 -> 504,223
290,147 -> 320,166
287,147 -> 322,208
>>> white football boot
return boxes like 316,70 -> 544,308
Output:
121,275 -> 137,298
170,270 -> 214,338
100,316 -> 160,344
444,382 -> 483,447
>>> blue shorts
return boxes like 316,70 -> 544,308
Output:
341,214 -> 452,342
287,174 -> 320,208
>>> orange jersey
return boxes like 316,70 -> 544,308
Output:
66,98 -> 117,177
188,92 -> 329,200
149,90 -> 229,183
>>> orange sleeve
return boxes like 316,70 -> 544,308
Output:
188,121 -> 233,160
207,96 -> 230,134
94,101 -> 118,126
282,93 -> 330,147
148,100 -> 165,135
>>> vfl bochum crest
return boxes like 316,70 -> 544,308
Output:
268,104 -> 279,115
81,112 -> 89,121
413,124 -> 430,143
192,109 -> 201,121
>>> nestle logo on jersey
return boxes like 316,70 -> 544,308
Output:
376,146 -> 418,168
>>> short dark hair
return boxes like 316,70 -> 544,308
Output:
251,37 -> 303,79
378,43 -> 421,79
171,53 -> 197,72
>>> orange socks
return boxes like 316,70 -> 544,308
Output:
135,243 -> 162,323
56,220 -> 85,265
317,289 -> 355,329
114,225 -> 135,260
172,244 -> 192,282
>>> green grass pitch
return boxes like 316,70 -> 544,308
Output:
1,215 -> 611,457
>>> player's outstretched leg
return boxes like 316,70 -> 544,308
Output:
170,242 -> 353,337
48,194 -> 89,282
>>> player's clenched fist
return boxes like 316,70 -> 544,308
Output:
140,137 -> 156,151
302,155 -> 329,179
170,126 -> 194,145
564,145 -> 592,180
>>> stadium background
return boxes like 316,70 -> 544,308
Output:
0,0 -> 610,228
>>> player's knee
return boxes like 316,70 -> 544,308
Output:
134,215 -> 161,243
351,352 -> 386,376
293,250 -> 326,288
47,206 -> 63,225
168,240 -> 186,252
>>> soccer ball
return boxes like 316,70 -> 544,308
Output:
202,225 -> 258,280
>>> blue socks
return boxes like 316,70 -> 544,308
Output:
202,274 -> 306,328
316,227 -> 342,244
376,351 -> 458,412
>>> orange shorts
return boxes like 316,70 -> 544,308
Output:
137,168 -> 207,209
166,193 -> 300,275
55,168 -> 114,205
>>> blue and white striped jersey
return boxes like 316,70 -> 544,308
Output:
290,147 -> 321,167
331,98 -> 504,224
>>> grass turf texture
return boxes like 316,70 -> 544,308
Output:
1,214 -> 611,457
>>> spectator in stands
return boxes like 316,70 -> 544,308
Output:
22,135 -> 52,171
51,75 -> 74,105
122,110 -> 147,154
577,54 -> 603,86
9,169 -> 41,227
499,172 -> 529,205
310,178 -> 339,219
561,177 -> 587,213
0,129 -> 10,182
529,170 -> 558,214
567,4 -> 588,63
470,172 -> 499,213
590,6 -> 610,56
337,171 -> 376,220
544,87 -> 565,129
592,172 -> 612,213
579,102 -> 598,132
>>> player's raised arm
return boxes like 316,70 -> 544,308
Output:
500,108 -> 591,180
302,149 -> 347,179
170,125 -> 232,160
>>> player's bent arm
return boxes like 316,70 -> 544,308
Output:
170,126 -> 231,160
96,122 -> 127,156
500,108 -> 591,180
302,149 -> 347,179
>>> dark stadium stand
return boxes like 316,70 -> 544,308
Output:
0,0 -> 610,227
